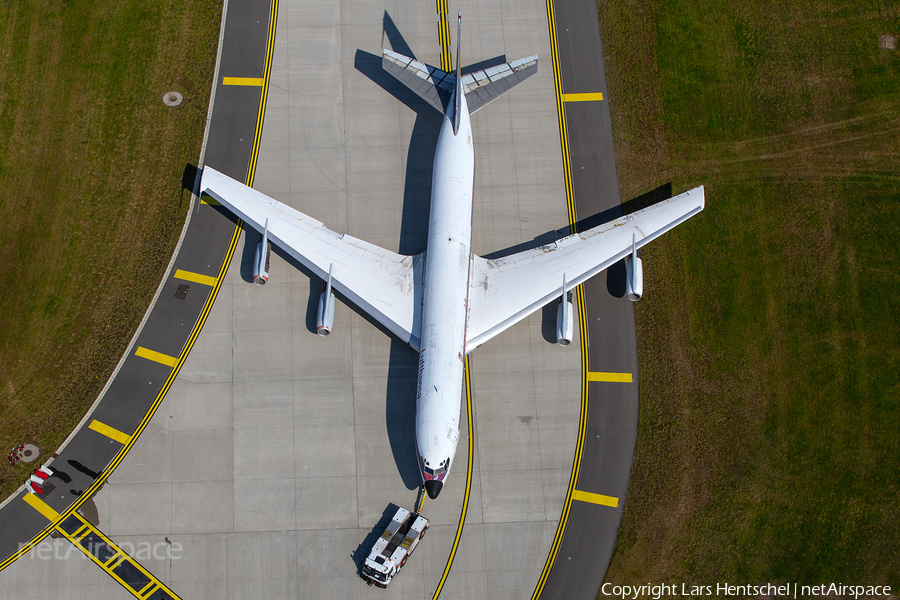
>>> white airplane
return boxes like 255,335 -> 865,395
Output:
200,13 -> 704,499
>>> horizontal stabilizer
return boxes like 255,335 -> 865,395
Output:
382,50 -> 453,113
382,51 -> 538,115
461,55 -> 538,114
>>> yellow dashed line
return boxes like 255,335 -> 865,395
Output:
23,493 -> 59,521
436,0 -> 452,72
572,489 -> 619,507
246,0 -> 279,183
88,420 -> 132,445
432,356 -> 475,599
587,371 -> 633,383
430,5 -> 470,599
222,76 -> 263,86
531,3 -> 597,597
135,346 -> 178,367
562,92 -> 604,102
174,269 -> 218,287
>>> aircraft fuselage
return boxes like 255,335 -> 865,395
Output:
416,92 -> 474,499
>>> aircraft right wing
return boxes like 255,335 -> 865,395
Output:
465,186 -> 705,351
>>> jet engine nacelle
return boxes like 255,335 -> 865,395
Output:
556,298 -> 574,346
556,273 -> 574,346
316,264 -> 335,336
253,242 -> 270,284
253,219 -> 270,285
625,254 -> 643,301
317,290 -> 335,335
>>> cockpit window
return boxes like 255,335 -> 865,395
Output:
433,457 -> 450,476
421,456 -> 451,477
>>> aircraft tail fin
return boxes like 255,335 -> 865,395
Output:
452,10 -> 462,134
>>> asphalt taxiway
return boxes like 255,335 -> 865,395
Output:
0,0 -> 638,597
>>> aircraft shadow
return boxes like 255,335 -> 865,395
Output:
239,227 -> 261,284
198,196 -> 422,491
281,249 -> 423,490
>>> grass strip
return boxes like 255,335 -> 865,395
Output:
0,0 -> 222,499
600,0 -> 900,588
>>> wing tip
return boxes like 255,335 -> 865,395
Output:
693,184 -> 706,209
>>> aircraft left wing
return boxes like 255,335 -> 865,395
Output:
465,186 -> 705,351
201,167 -> 423,350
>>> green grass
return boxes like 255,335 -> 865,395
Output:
599,0 -> 900,590
0,0 -> 221,499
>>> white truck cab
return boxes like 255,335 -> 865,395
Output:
362,507 -> 429,587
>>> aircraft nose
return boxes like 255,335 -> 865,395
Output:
424,480 -> 443,499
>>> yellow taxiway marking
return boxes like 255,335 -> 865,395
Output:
137,582 -> 157,597
135,346 -> 178,368
0,0 -> 281,580
587,371 -> 633,383
199,194 -> 220,205
23,493 -> 60,521
73,524 -> 90,541
174,269 -> 218,287
436,0 -> 452,71
54,511 -> 183,600
531,2 -> 594,598
222,76 -> 263,86
572,489 -> 619,507
109,553 -> 128,570
562,92 -> 604,102
88,420 -> 132,445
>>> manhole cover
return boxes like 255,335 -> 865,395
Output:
20,444 -> 40,463
163,91 -> 183,106
881,34 -> 896,50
